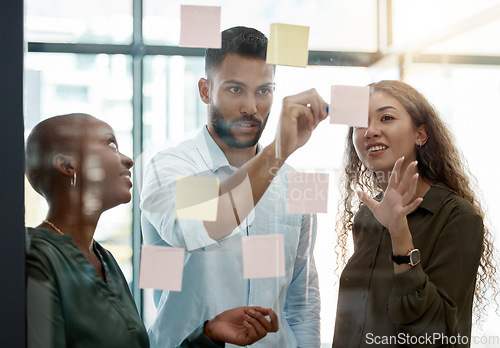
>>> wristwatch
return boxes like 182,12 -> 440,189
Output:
390,249 -> 420,266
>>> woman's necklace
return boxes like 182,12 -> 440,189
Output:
43,220 -> 64,235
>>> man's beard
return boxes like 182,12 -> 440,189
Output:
209,103 -> 269,148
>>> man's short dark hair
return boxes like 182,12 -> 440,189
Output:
205,26 -> 269,78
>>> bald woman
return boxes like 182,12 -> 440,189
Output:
25,114 -> 278,348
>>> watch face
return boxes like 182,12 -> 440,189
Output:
410,249 -> 421,266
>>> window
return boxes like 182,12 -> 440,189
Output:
25,0 -> 500,345
26,0 -> 133,44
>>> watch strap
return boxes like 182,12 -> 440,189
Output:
390,249 -> 420,266
390,253 -> 411,265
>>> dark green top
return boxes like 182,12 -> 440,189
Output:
27,228 -> 224,348
27,227 -> 150,348
333,186 -> 483,348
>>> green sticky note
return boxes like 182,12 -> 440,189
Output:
175,176 -> 219,221
266,23 -> 310,68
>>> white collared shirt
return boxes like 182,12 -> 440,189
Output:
140,126 -> 320,347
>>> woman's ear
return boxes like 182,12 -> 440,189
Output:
416,125 -> 429,147
198,78 -> 211,105
52,154 -> 76,176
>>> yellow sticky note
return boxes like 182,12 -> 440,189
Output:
175,176 -> 219,221
266,23 -> 309,68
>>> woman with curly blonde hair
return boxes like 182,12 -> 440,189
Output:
333,80 -> 497,347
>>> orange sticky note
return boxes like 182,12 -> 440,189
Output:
139,245 -> 185,291
242,234 -> 285,279
266,23 -> 309,68
287,172 -> 329,214
180,5 -> 221,48
330,85 -> 370,127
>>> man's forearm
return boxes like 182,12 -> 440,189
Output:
203,141 -> 285,240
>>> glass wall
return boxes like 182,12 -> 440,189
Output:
25,0 -> 500,346
402,62 -> 500,345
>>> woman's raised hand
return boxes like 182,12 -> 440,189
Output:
357,157 -> 423,236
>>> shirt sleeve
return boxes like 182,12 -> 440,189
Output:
387,212 -> 483,343
140,151 -> 221,251
26,246 -> 66,348
175,322 -> 225,348
284,213 -> 321,348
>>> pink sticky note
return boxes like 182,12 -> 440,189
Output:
180,5 -> 221,48
242,235 -> 285,279
330,85 -> 370,127
287,172 -> 329,214
139,245 -> 185,291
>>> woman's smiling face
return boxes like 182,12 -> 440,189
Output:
353,91 -> 425,178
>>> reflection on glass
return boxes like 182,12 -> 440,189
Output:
24,52 -> 134,282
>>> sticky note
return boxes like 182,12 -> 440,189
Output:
287,172 -> 329,214
266,23 -> 309,68
330,85 -> 370,127
242,234 -> 285,279
175,176 -> 219,221
180,5 -> 221,48
139,245 -> 185,291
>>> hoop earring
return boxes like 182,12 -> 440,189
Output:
417,142 -> 422,150
70,172 -> 77,187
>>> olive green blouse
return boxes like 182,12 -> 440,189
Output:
333,186 -> 483,348
27,228 -> 226,348
27,227 -> 150,348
